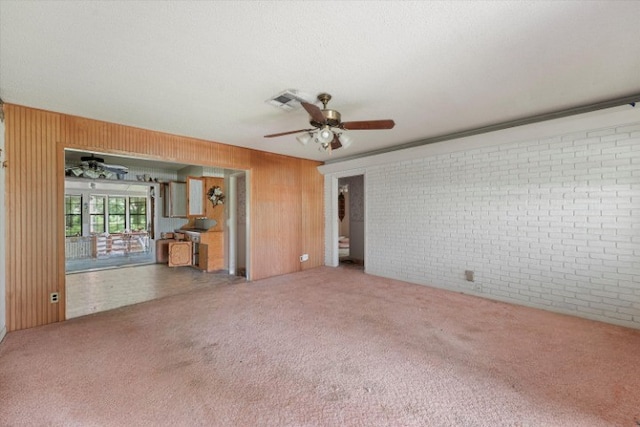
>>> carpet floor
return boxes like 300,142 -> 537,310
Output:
1,266 -> 639,426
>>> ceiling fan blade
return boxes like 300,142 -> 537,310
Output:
330,134 -> 342,150
301,102 -> 326,125
264,129 -> 313,138
341,119 -> 395,130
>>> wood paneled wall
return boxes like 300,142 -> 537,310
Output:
300,157 -> 325,270
5,107 -> 63,329
249,152 -> 303,279
4,104 -> 324,331
203,177 -> 225,232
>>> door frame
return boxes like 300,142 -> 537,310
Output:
324,169 -> 366,268
227,170 -> 249,279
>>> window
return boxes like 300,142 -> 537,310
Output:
129,197 -> 147,232
108,196 -> 126,234
64,195 -> 82,237
68,193 -> 148,236
90,196 -> 105,233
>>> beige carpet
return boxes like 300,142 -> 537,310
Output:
1,266 -> 639,426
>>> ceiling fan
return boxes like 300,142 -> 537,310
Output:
264,93 -> 395,151
65,153 -> 129,179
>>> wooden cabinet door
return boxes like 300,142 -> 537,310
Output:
164,182 -> 187,218
187,176 -> 205,217
156,239 -> 172,263
168,241 -> 192,267
199,232 -> 224,271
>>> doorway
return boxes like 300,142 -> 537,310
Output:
227,171 -> 249,279
63,149 -> 250,318
337,175 -> 364,266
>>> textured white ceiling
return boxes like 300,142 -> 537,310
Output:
1,1 -> 639,162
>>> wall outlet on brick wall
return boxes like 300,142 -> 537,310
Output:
465,270 -> 474,282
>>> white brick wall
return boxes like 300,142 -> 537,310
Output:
365,123 -> 640,328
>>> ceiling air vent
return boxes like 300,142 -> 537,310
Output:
266,89 -> 314,111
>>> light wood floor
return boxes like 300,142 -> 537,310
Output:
66,264 -> 245,319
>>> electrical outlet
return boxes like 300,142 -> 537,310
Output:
300,254 -> 309,262
50,292 -> 59,303
465,270 -> 474,282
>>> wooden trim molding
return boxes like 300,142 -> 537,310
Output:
4,104 -> 324,331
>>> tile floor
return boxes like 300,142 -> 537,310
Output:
65,253 -> 155,273
66,264 -> 246,319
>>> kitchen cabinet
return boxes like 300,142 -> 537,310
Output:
156,239 -> 172,263
198,232 -> 224,271
187,176 -> 205,217
164,182 -> 187,218
161,230 -> 224,271
164,177 -> 205,218
168,241 -> 192,267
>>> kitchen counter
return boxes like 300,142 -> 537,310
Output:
173,229 -> 224,271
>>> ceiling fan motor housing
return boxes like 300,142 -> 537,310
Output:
311,109 -> 341,128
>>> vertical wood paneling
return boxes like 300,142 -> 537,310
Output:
59,115 -> 253,171
7,105 -> 16,330
204,177 -> 225,231
5,104 -> 323,331
300,160 -> 325,270
5,106 -> 61,331
251,152 -> 295,280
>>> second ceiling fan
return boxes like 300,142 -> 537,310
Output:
264,93 -> 395,151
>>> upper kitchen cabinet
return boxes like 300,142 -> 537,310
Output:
187,176 -> 205,217
164,181 -> 187,218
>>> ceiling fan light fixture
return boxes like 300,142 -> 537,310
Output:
338,133 -> 353,149
316,126 -> 334,145
296,132 -> 313,145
